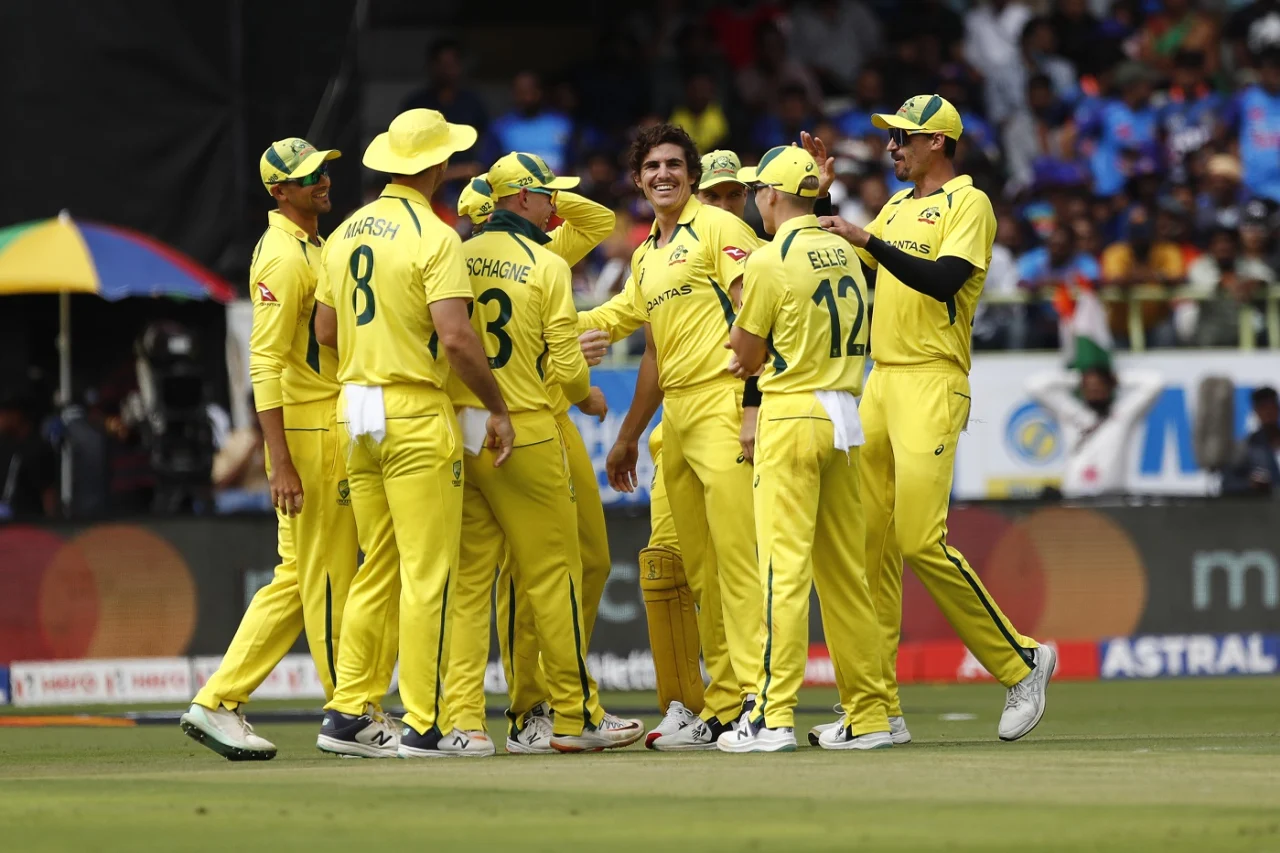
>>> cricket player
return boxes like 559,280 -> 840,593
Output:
574,148 -> 755,745
312,109 -> 515,759
606,125 -> 764,750
718,145 -> 892,753
181,137 -> 367,761
818,97 -> 1055,742
445,158 -> 626,750
450,152 -> 644,754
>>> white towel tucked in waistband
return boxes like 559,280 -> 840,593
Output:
459,407 -> 489,456
815,390 -> 864,451
344,384 -> 387,444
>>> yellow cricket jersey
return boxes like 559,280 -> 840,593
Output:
248,211 -> 339,415
315,184 -> 472,389
450,210 -> 590,414
629,197 -> 762,392
735,214 -> 869,397
857,175 -> 994,374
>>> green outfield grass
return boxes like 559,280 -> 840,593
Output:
1,679 -> 1278,852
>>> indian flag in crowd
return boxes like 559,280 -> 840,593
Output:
1054,277 -> 1112,371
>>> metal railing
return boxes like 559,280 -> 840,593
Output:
579,284 -> 1280,365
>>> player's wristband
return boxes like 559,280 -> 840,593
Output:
743,375 -> 762,408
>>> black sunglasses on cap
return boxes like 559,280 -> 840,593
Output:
888,128 -> 938,147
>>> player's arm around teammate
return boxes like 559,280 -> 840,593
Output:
716,145 -> 892,753
182,139 -> 356,761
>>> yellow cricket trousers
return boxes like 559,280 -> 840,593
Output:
460,410 -> 603,738
195,398 -> 360,709
860,364 -> 1038,713
445,411 -> 610,731
327,384 -> 463,737
749,393 -> 889,733
661,378 -> 761,724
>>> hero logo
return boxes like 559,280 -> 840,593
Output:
1101,633 -> 1279,679
1192,550 -> 1279,611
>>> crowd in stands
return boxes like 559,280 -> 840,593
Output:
398,0 -> 1280,352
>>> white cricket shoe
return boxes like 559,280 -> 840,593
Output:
646,700 -> 699,749
649,715 -> 729,751
180,703 -> 276,761
551,713 -> 645,753
818,724 -> 893,750
889,716 -> 912,744
506,711 -> 555,754
999,644 -> 1057,742
317,705 -> 399,758
807,703 -> 845,747
717,719 -> 797,753
438,728 -> 495,757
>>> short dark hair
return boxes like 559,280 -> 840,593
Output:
944,137 -> 957,159
628,124 -> 702,186
1252,386 -> 1279,407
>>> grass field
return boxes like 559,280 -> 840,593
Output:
2,679 -> 1278,852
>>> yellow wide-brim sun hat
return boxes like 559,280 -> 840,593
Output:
363,109 -> 478,175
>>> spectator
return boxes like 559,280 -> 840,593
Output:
1228,48 -> 1280,204
1179,220 -> 1272,346
1004,77 -> 1076,196
571,33 -> 652,143
399,38 -> 489,184
1079,61 -> 1160,198
736,21 -> 822,117
1139,0 -> 1219,78
705,0 -> 783,71
839,171 -> 891,229
489,71 -> 573,174
1225,0 -> 1280,72
578,150 -> 628,211
1155,50 -> 1226,182
1155,197 -> 1201,270
212,400 -> 270,513
1239,199 -> 1279,296
975,213 -> 1024,350
0,392 -> 57,520
751,83 -> 818,150
789,0 -> 884,93
834,66 -> 892,140
1008,16 -> 1079,121
1223,386 -> 1280,496
1101,203 -> 1187,344
669,67 -> 730,153
965,0 -> 1034,124
1049,0 -> 1103,76
1018,224 -> 1102,348
1071,215 -> 1105,259
936,63 -> 1002,177
1194,154 -> 1246,241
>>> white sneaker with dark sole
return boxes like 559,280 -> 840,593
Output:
818,726 -> 893,750
180,703 -> 276,761
649,716 -> 729,752
999,644 -> 1057,742
316,705 -> 399,758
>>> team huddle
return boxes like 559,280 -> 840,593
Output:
180,93 -> 1055,760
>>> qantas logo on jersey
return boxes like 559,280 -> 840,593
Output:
256,283 -> 279,304
887,239 -> 932,255
722,246 -> 747,262
646,284 -> 693,312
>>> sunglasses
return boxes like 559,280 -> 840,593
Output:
888,128 -> 937,147
528,187 -> 558,204
287,163 -> 330,187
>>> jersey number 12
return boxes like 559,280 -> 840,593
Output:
811,276 -> 865,358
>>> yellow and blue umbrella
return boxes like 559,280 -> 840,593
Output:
0,212 -> 236,301
0,212 -> 235,510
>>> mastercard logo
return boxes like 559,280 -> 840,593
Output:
0,525 -> 196,663
901,506 -> 1148,643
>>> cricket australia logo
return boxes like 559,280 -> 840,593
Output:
917,206 -> 941,225
337,479 -> 351,506
452,460 -> 462,487
669,244 -> 689,266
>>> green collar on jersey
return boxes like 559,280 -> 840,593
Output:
484,209 -> 551,245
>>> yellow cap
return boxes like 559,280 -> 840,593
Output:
363,109 -> 477,175
458,173 -> 495,224
699,150 -> 744,190
259,138 -> 341,192
487,152 -> 580,199
737,145 -> 820,198
872,94 -> 964,141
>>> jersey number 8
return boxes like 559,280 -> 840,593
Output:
350,246 -> 376,326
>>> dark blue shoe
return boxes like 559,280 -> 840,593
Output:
400,725 -> 496,758
316,706 -> 398,758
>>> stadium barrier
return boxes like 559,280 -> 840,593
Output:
1,500 -> 1277,705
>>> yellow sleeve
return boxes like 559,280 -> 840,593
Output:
422,225 -> 474,304
315,240 -> 334,307
938,189 -> 996,272
248,250 -> 307,412
577,276 -> 646,342
546,192 -> 616,267
733,252 -> 784,339
709,214 -> 760,288
542,258 -> 591,404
